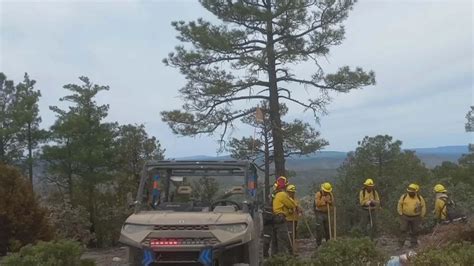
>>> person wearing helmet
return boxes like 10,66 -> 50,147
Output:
397,183 -> 426,248
286,184 -> 300,253
263,176 -> 288,257
433,184 -> 448,222
313,182 -> 334,246
272,179 -> 297,254
270,176 -> 289,200
264,176 -> 289,257
359,178 -> 380,238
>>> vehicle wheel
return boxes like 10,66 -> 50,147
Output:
219,245 -> 245,265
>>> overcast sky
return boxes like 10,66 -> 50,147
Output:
1,0 -> 472,157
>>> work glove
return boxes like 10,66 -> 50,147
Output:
324,196 -> 332,205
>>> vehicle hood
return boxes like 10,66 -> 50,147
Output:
125,211 -> 252,225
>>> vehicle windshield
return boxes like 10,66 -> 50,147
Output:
136,161 -> 258,212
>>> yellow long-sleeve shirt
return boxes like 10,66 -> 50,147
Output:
397,193 -> 426,217
359,188 -> 380,209
434,194 -> 448,221
286,198 -> 299,222
314,191 -> 333,212
273,191 -> 297,218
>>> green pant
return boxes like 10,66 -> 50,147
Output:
263,223 -> 277,257
399,215 -> 421,247
315,212 -> 330,246
274,221 -> 291,255
359,208 -> 377,239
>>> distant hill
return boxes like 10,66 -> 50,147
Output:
410,145 -> 469,154
172,146 -> 468,194
173,145 -> 467,169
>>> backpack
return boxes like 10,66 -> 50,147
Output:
313,191 -> 319,212
440,197 -> 466,222
402,193 -> 422,202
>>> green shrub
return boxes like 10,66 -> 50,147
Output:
2,239 -> 92,266
264,254 -> 306,266
311,237 -> 387,265
0,165 -> 53,255
412,242 -> 474,266
79,258 -> 97,266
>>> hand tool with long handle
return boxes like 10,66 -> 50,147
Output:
327,203 -> 332,240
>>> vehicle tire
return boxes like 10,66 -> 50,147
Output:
219,245 -> 245,266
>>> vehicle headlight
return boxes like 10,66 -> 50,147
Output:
213,223 -> 247,233
123,224 -> 153,234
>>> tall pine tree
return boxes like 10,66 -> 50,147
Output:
42,76 -> 116,245
14,73 -> 44,185
162,0 -> 375,176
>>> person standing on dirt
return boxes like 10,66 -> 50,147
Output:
286,184 -> 300,253
272,177 -> 297,255
397,183 -> 426,248
313,182 -> 334,246
263,176 -> 289,256
359,178 -> 380,238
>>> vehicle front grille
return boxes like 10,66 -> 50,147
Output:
155,251 -> 200,263
154,224 -> 209,231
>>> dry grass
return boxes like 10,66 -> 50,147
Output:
418,219 -> 474,251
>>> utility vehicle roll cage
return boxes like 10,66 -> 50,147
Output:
135,160 -> 259,210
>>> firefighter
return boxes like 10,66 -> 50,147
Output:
272,179 -> 297,255
359,178 -> 380,238
264,176 -> 288,256
313,182 -> 334,246
286,184 -> 300,253
397,183 -> 426,248
433,184 -> 448,223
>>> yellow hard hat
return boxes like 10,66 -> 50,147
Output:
407,183 -> 419,192
363,178 -> 374,186
321,182 -> 333,193
434,184 -> 447,193
287,184 -> 296,193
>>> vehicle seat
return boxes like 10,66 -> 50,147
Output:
174,185 -> 192,202
229,186 -> 244,194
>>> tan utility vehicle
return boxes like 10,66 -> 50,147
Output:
119,160 -> 263,265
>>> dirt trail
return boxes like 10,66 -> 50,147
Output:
81,247 -> 128,266
82,236 -> 406,265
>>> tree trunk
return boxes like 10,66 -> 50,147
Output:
0,137 -> 4,163
66,139 -> 74,204
263,127 -> 270,200
88,186 -> 97,247
27,122 -> 33,186
265,4 -> 286,177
